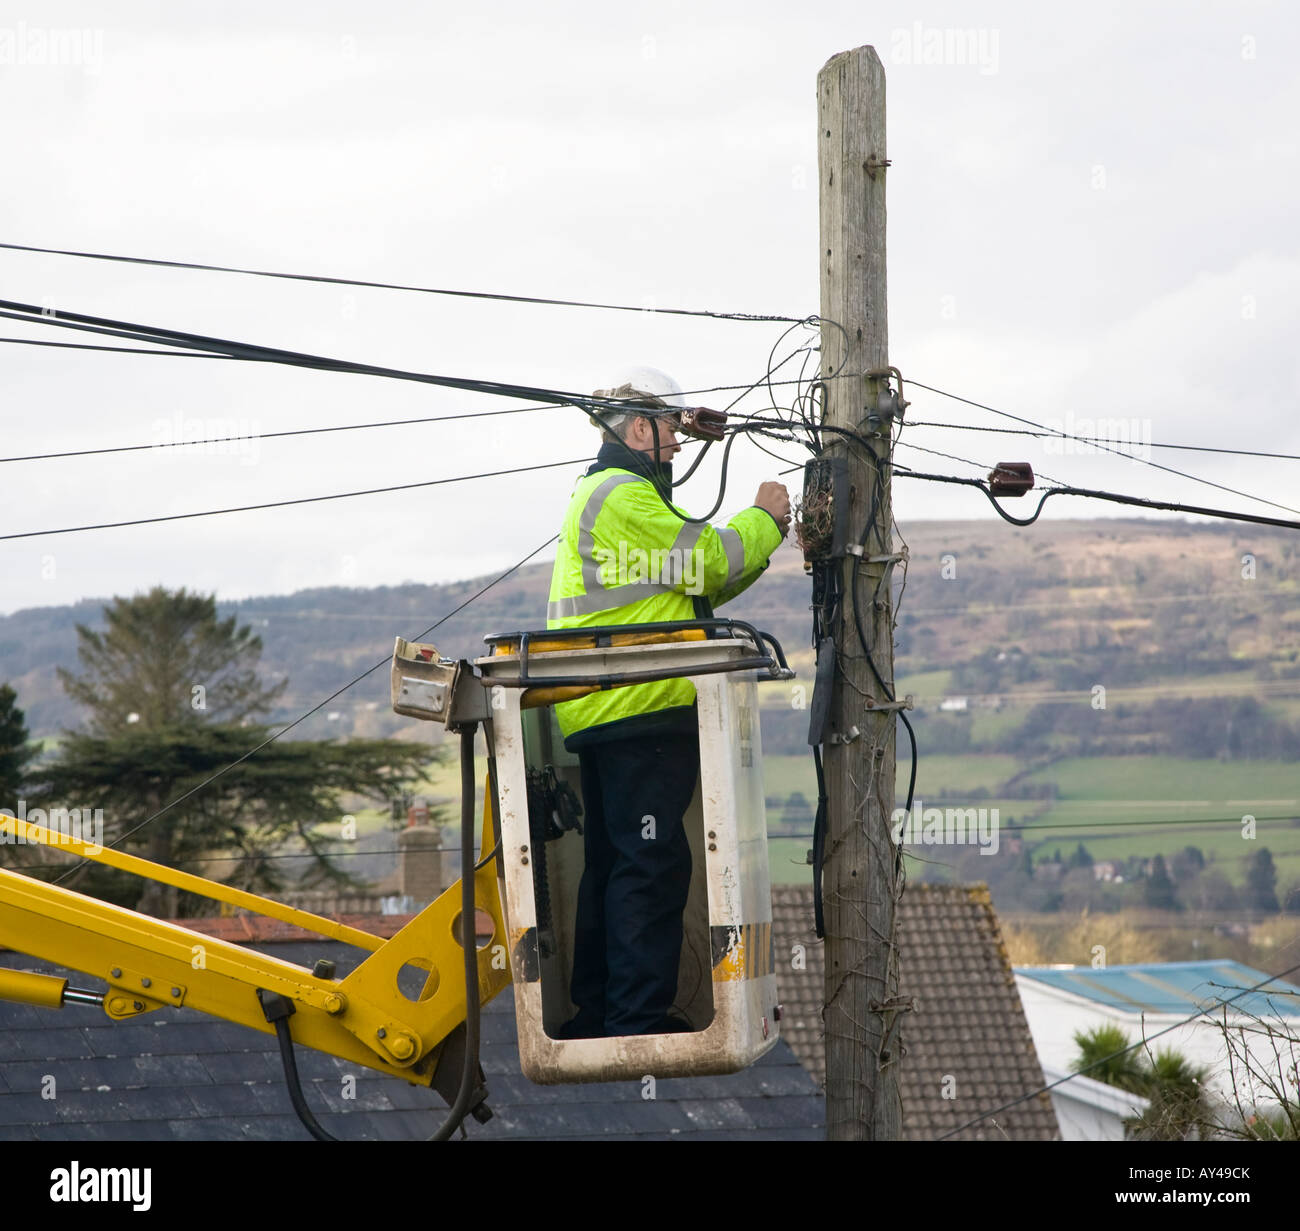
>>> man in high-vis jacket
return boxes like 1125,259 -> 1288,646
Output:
547,367 -> 790,1037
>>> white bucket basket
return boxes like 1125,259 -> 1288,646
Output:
478,630 -> 786,1083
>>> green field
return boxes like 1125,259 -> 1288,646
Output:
965,708 -> 1026,744
349,744 -> 1300,894
896,667 -> 954,698
1007,756 -> 1300,886
767,838 -> 815,886
761,752 -> 1024,822
1022,756 -> 1300,804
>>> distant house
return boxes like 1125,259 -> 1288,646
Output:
1015,961 -> 1300,1130
938,697 -> 969,712
1092,860 -> 1122,883
1040,1064 -> 1150,1141
771,883 -> 1059,1140
0,915 -> 824,1142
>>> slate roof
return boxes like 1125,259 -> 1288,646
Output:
771,882 -> 1060,1140
0,916 -> 823,1142
1016,960 -> 1300,1019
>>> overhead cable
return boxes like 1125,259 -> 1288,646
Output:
906,417 -> 1300,464
0,377 -> 805,467
0,457 -> 587,542
908,378 -> 1300,519
895,466 -> 1300,532
0,335 -> 230,360
0,240 -> 805,322
1,404 -> 566,464
52,532 -> 560,878
0,298 -> 663,412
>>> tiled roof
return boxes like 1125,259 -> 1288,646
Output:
771,883 -> 1059,1140
0,918 -> 823,1141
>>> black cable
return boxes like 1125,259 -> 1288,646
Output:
992,814 -> 1300,834
257,727 -> 482,1142
0,403 -> 565,464
906,418 -> 1300,464
745,430 -> 806,471
601,410 -> 744,525
0,377 -> 813,467
658,347 -> 816,504
5,292 -> 851,529
805,434 -> 918,935
0,239 -> 805,322
0,335 -> 230,359
18,808 -> 1296,877
649,415 -> 669,495
811,744 -> 827,938
908,378 -> 1300,520
848,543 -> 920,819
671,439 -> 713,486
724,804 -> 1300,843
1,295 -> 763,528
269,1014 -> 339,1141
895,467 -> 1300,532
894,438 -> 1068,489
52,533 -> 559,877
728,413 -> 899,460
898,711 -> 918,813
832,442 -> 917,885
0,457 -> 585,542
0,298 -> 694,422
0,332 -> 834,405
274,1019 -> 339,1140
428,724 -> 483,1141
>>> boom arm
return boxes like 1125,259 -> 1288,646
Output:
0,795 -> 511,1091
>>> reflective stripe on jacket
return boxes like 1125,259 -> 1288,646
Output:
546,451 -> 783,746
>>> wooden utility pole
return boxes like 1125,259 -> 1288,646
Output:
817,45 -> 902,1141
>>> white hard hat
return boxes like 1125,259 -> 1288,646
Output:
592,365 -> 687,410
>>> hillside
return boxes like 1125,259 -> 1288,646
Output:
7,517 -> 1297,744
4,517 -> 1299,915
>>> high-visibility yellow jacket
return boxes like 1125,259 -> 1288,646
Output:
547,444 -> 784,748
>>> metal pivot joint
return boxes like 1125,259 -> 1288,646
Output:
862,365 -> 909,436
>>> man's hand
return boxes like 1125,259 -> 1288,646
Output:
755,481 -> 792,537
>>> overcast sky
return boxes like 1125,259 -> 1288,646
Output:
1,1 -> 1296,616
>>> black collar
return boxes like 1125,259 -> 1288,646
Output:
588,440 -> 673,489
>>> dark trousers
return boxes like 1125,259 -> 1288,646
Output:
570,733 -> 699,1036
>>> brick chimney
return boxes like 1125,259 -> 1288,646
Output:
398,825 -> 448,907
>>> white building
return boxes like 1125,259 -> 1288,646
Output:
1041,1065 -> 1150,1141
1015,961 -> 1300,1136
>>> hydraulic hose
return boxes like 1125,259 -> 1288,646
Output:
427,723 -> 482,1140
271,1014 -> 337,1142
268,721 -> 483,1142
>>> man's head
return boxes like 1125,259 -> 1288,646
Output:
591,367 -> 686,461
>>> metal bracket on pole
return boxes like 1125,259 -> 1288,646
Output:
852,548 -> 907,608
857,366 -> 909,437
847,547 -> 906,565
862,694 -> 914,713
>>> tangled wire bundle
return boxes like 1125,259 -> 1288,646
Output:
794,486 -> 835,566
